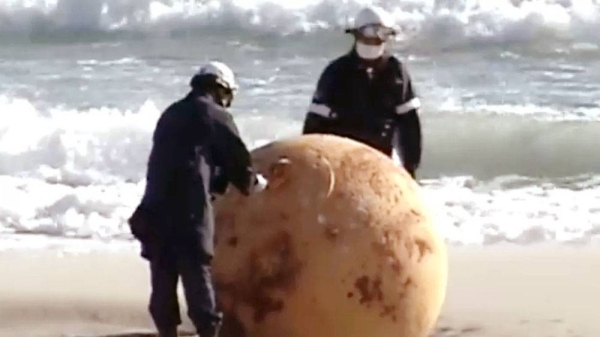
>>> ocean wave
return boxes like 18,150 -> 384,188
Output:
421,174 -> 600,246
1,93 -> 599,248
1,0 -> 599,48
1,94 -> 599,182
1,173 -> 599,248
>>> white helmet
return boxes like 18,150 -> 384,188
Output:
193,61 -> 238,91
352,6 -> 394,30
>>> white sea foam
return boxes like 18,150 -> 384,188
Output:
0,94 -> 599,249
1,0 -> 599,47
2,0 -> 600,250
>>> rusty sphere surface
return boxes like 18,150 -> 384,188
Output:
212,134 -> 448,337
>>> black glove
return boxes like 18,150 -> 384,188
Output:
404,164 -> 417,180
210,166 -> 228,196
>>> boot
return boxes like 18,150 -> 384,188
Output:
198,322 -> 221,337
157,326 -> 178,337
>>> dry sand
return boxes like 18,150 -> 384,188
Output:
0,243 -> 598,337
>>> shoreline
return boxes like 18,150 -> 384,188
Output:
1,244 -> 598,337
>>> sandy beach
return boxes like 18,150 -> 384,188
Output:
0,244 -> 598,337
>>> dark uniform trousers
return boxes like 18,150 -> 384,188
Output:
149,251 -> 221,331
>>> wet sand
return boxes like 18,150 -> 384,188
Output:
0,244 -> 598,337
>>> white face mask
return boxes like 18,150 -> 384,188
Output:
355,41 -> 385,60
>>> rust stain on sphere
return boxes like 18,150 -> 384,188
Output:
213,134 -> 448,337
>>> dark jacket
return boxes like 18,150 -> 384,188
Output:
302,50 -> 422,177
131,91 -> 255,261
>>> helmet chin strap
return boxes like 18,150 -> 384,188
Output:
211,86 -> 234,108
221,97 -> 232,108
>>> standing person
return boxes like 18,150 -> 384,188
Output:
302,6 -> 423,178
128,61 -> 267,337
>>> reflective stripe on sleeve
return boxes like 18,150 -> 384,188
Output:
309,103 -> 332,117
